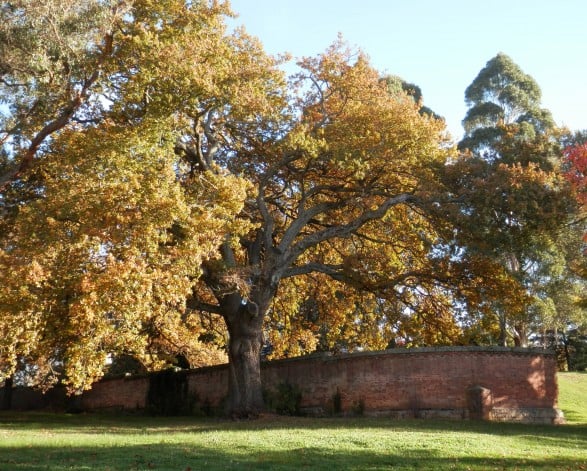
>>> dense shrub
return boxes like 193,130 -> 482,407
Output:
264,382 -> 302,416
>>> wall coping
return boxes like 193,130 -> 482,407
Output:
97,346 -> 555,382
259,346 -> 555,367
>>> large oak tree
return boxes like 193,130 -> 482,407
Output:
0,0 -> 282,397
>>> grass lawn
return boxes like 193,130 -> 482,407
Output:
0,373 -> 585,471
558,371 -> 587,424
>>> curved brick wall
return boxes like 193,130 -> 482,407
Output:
4,347 -> 563,423
255,347 -> 561,423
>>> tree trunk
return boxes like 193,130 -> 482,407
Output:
498,312 -> 507,347
223,302 -> 265,418
562,332 -> 572,371
513,322 -> 528,347
204,242 -> 278,418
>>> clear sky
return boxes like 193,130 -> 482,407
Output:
228,0 -> 587,142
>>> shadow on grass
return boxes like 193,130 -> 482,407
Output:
1,414 -> 586,470
0,441 -> 585,471
1,411 -> 586,436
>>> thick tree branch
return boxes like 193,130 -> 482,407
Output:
0,99 -> 80,190
256,151 -> 302,254
0,32 -> 114,192
221,239 -> 237,268
202,110 -> 220,165
174,138 -> 209,173
286,193 -> 415,264
283,260 -> 454,299
256,189 -> 274,257
277,200 -> 341,254
243,229 -> 264,266
185,298 -> 223,315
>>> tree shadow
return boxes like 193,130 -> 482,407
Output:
0,412 -> 586,439
0,414 -> 586,470
0,441 -> 585,470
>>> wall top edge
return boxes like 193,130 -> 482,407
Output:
97,346 -> 555,381
259,346 -> 556,366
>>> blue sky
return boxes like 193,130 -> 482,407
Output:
228,0 -> 587,142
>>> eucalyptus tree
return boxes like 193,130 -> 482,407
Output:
459,52 -> 555,156
449,53 -> 578,346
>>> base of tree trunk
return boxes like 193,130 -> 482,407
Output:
224,330 -> 264,418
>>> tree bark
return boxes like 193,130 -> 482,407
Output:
498,312 -> 507,347
562,332 -> 572,371
223,303 -> 265,418
513,322 -> 528,348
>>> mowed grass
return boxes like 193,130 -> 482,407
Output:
558,371 -> 587,424
0,373 -> 584,471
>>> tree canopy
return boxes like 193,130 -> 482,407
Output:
452,53 -> 585,349
459,53 -> 555,155
564,143 -> 587,211
0,0 -> 283,396
563,142 -> 587,311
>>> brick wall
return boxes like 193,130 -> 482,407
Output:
79,375 -> 149,411
4,347 -> 563,423
254,347 -> 561,423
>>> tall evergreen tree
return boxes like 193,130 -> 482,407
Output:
459,53 -> 555,156
447,54 -> 578,347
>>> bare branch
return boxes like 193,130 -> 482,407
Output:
0,77 -> 27,88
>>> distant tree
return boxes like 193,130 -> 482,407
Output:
448,53 -> 579,347
565,329 -> 587,371
381,75 -> 443,120
443,128 -> 573,346
561,129 -> 587,149
459,53 -> 555,156
562,141 -> 587,313
564,142 -> 587,210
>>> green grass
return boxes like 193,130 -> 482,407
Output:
558,371 -> 587,424
0,373 -> 585,470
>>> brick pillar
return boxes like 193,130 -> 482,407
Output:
467,385 -> 492,420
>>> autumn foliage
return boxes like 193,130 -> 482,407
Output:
564,144 -> 587,206
0,1 -> 584,414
